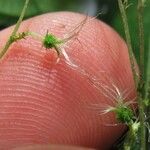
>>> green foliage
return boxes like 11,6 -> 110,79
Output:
0,0 -> 59,17
0,0 -> 84,27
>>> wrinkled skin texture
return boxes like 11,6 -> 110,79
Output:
0,12 -> 135,150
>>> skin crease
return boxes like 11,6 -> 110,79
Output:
0,12 -> 136,150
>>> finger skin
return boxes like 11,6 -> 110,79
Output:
0,12 -> 135,149
12,144 -> 96,150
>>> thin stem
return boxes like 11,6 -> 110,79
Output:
117,0 -> 138,87
143,5 -> 149,150
0,0 -> 30,59
137,0 -> 146,149
118,0 -> 146,149
138,0 -> 145,79
138,95 -> 146,150
145,37 -> 150,101
28,31 -> 44,41
124,124 -> 136,150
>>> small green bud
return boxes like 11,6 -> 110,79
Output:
43,33 -> 58,49
115,105 -> 134,124
43,32 -> 63,49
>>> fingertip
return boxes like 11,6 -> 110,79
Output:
12,144 -> 96,150
0,12 -> 136,149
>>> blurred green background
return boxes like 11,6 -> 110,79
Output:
0,0 -> 149,67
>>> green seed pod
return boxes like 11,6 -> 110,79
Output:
43,33 -> 59,49
115,105 -> 134,124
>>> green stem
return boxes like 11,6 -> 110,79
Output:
138,96 -> 146,150
118,0 -> 146,149
124,125 -> 134,150
0,0 -> 30,59
145,37 -> 150,101
117,0 -> 139,87
137,0 -> 146,149
144,10 -> 149,150
138,0 -> 145,80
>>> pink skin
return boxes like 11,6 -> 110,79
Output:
0,12 -> 136,150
